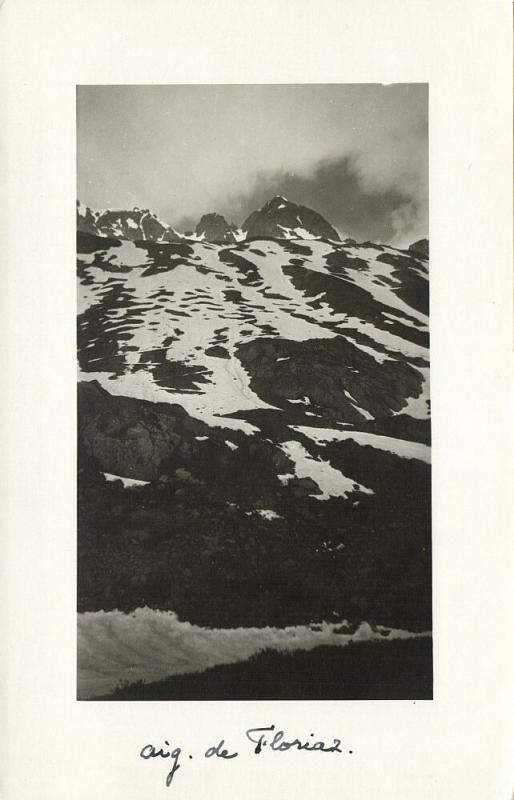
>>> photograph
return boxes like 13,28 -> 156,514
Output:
76,83 -> 431,700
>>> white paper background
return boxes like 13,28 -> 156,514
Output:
1,0 -> 513,797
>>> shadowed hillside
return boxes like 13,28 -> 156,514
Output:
99,637 -> 433,701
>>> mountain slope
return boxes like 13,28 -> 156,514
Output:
99,637 -> 433,701
77,236 -> 429,428
77,227 -> 431,633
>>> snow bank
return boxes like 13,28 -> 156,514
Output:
279,440 -> 373,499
291,426 -> 431,464
77,606 -> 430,699
102,472 -> 150,488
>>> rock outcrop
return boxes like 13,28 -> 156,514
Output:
195,213 -> 239,243
408,238 -> 429,258
242,196 -> 341,241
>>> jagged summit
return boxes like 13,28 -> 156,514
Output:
76,202 -> 182,242
195,213 -> 243,243
76,201 -> 98,237
78,196 -> 340,243
243,196 -> 341,241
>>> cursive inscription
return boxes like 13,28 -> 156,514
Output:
245,724 -> 343,754
140,741 -> 182,787
140,725 -> 351,787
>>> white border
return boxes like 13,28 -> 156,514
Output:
1,1 -> 513,798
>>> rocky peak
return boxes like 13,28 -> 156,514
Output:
266,195 -> 289,208
76,201 -> 99,236
243,196 -> 340,241
408,239 -> 429,258
76,202 -> 182,243
195,213 -> 239,243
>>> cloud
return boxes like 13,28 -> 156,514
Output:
170,86 -> 428,246
209,149 -> 427,247
78,84 -> 428,247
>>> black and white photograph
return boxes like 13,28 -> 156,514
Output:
76,83 -> 431,701
4,1 -> 514,798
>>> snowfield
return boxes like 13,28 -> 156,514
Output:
78,237 -> 429,432
77,606 -> 430,699
77,234 -> 431,507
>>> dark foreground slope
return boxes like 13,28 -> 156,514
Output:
78,380 -> 431,631
99,637 -> 432,700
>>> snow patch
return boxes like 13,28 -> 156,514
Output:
396,367 -> 430,420
293,227 -> 320,240
291,426 -> 431,464
102,472 -> 150,488
104,241 -> 150,267
276,224 -> 295,239
279,440 -> 373,500
257,509 -> 281,520
245,509 -> 282,520
77,606 -> 430,699
343,389 -> 374,420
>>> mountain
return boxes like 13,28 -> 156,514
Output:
76,201 -> 99,236
77,196 -> 344,244
77,202 -> 182,242
95,208 -> 182,242
242,195 -> 341,241
409,238 -> 429,258
195,213 -> 243,243
77,231 -> 431,635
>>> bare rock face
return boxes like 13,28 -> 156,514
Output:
77,381 -> 298,503
76,202 -> 182,243
79,382 -> 184,480
242,196 -> 341,241
236,336 -> 424,422
77,201 -> 99,236
82,418 -> 179,480
95,209 -> 182,242
204,345 -> 230,358
158,226 -> 183,243
195,213 -> 238,243
408,239 -> 429,258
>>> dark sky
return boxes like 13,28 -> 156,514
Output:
77,84 -> 428,246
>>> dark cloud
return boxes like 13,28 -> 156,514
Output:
79,84 -> 427,246
218,156 -> 422,244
